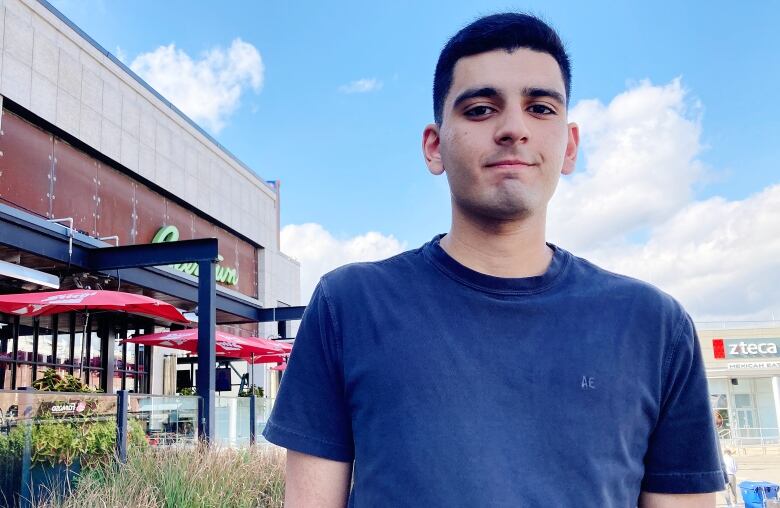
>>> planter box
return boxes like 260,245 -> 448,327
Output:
0,457 -> 80,507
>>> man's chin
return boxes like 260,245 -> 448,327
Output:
458,198 -> 534,223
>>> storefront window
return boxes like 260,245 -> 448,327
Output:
57,316 -> 73,368
126,343 -> 137,372
17,318 -> 34,362
88,326 -> 101,370
1,365 -> 11,390
87,369 -> 102,390
708,378 -> 731,433
15,318 -> 35,387
137,345 -> 147,393
108,324 -> 150,393
37,316 -> 54,367
0,312 -> 152,393
0,318 -> 12,390
16,364 -> 32,388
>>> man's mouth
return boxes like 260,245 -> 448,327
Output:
485,159 -> 536,168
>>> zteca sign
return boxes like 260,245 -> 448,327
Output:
713,338 -> 780,359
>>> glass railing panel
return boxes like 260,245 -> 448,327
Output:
254,397 -> 274,443
214,395 -> 250,448
128,394 -> 199,448
0,389 -> 117,507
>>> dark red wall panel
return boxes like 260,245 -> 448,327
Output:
53,139 -> 98,235
132,182 -> 167,245
0,108 -> 260,299
96,164 -> 136,245
0,111 -> 54,217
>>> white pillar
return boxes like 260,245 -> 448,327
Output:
771,377 -> 780,436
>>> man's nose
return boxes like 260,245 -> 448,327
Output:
494,107 -> 530,145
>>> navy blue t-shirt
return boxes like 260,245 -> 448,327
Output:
263,236 -> 724,507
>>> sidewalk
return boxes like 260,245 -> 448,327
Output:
717,447 -> 780,507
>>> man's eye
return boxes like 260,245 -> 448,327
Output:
464,105 -> 495,117
528,104 -> 555,115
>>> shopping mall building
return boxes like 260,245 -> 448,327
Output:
0,0 -> 300,396
699,322 -> 780,442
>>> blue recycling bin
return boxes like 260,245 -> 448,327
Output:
740,481 -> 779,508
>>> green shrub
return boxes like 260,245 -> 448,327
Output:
238,385 -> 264,397
32,369 -> 95,393
36,445 -> 286,507
0,368 -> 149,468
0,424 -> 25,457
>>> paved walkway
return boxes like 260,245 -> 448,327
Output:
716,447 -> 780,507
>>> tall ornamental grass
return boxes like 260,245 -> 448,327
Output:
36,445 -> 285,508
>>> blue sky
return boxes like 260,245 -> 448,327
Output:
48,0 -> 780,319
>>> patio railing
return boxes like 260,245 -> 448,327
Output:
0,389 -> 275,507
719,426 -> 780,451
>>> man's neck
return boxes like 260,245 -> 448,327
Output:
439,209 -> 553,278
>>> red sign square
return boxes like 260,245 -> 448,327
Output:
713,338 -> 725,359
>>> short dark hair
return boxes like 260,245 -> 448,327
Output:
433,13 -> 571,124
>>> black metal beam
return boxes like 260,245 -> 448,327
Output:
0,210 -> 90,266
116,390 -> 128,463
196,260 -> 216,443
0,206 -> 275,323
100,318 -> 116,393
257,306 -> 306,322
88,238 -> 219,270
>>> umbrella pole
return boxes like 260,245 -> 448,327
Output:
250,353 -> 254,391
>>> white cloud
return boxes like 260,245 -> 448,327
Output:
130,38 -> 263,133
585,187 -> 780,321
281,224 -> 405,304
114,46 -> 127,63
549,78 -> 705,250
338,78 -> 383,94
279,79 -> 779,322
547,79 -> 780,322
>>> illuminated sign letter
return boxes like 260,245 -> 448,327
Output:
151,225 -> 239,286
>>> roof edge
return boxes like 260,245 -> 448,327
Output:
34,0 -> 275,193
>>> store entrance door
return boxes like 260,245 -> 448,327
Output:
734,392 -> 759,439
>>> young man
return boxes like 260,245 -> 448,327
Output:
263,13 -> 724,507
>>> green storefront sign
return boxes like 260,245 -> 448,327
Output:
152,225 -> 239,286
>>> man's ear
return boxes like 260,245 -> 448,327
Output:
422,124 -> 445,175
561,122 -> 579,176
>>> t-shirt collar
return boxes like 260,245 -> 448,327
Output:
422,233 -> 569,295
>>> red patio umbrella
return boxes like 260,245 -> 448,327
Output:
0,289 -> 188,323
123,329 -> 286,359
253,338 -> 292,354
0,289 -> 190,377
249,354 -> 289,364
270,363 -> 287,371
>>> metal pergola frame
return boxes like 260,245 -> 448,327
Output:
0,203 -> 304,443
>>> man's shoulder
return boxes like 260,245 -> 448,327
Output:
565,248 -> 687,316
319,245 -> 427,293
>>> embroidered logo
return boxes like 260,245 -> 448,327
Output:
581,376 -> 596,389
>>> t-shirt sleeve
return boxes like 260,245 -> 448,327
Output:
262,280 -> 354,462
641,313 -> 725,494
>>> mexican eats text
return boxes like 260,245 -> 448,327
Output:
152,225 -> 239,286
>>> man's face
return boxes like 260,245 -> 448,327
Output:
423,48 -> 578,222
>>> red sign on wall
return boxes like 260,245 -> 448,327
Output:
712,338 -> 725,359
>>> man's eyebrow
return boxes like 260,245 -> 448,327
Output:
451,87 -> 500,109
523,87 -> 566,105
451,86 -> 567,109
